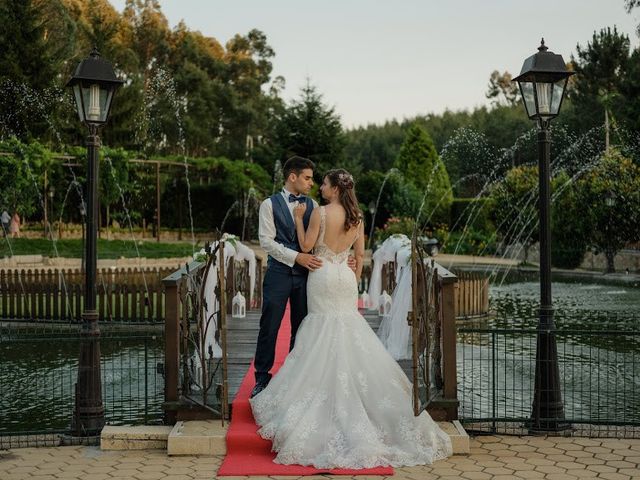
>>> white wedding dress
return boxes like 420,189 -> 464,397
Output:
249,207 -> 452,469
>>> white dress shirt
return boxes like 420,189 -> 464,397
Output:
259,188 -> 318,267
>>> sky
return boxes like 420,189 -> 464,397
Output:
109,0 -> 639,128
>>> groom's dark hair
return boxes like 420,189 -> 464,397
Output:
283,155 -> 315,180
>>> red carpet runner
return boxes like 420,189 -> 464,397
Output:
217,305 -> 394,476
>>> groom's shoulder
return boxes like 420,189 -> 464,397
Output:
260,195 -> 278,209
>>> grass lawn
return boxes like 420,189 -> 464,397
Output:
0,237 -> 197,259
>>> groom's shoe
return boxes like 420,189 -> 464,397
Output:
250,380 -> 269,399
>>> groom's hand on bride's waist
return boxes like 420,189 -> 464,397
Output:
296,253 -> 323,271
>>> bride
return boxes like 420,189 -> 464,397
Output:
249,168 -> 452,469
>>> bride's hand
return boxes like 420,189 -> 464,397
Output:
294,203 -> 306,221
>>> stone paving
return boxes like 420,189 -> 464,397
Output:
1,435 -> 639,479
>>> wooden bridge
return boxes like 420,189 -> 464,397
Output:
161,240 -> 480,423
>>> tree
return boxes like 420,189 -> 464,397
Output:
570,27 -> 631,139
121,0 -> 173,151
627,0 -> 640,10
0,0 -> 63,139
550,171 -> 590,269
169,23 -> 226,156
219,29 -> 282,161
0,139 -> 54,219
61,0 -> 143,148
356,169 -> 422,236
617,47 -> 640,136
274,81 -> 348,176
159,156 -> 271,233
490,165 -> 539,262
486,70 -> 520,107
440,127 -> 496,197
395,123 -> 452,227
343,102 -> 534,187
344,121 -> 405,173
100,147 -> 135,229
490,165 -> 585,266
625,0 -> 640,36
578,149 -> 640,273
123,0 -> 171,84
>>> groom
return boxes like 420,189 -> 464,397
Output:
251,156 -> 322,398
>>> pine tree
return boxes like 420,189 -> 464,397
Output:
0,0 -> 59,139
395,123 -> 452,226
569,27 -> 631,136
274,81 -> 347,175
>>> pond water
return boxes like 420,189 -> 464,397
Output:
457,276 -> 640,426
0,335 -> 164,434
2,276 -> 638,435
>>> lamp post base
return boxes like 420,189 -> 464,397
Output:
60,433 -> 101,446
527,421 -> 573,435
71,310 -> 105,436
529,307 -> 571,433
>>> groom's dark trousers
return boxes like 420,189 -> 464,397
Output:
253,193 -> 314,385
254,268 -> 308,384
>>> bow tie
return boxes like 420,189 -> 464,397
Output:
288,194 -> 306,203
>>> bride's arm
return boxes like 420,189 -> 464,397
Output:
354,220 -> 365,282
294,206 -> 321,253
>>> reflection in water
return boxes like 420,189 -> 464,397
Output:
458,279 -> 640,424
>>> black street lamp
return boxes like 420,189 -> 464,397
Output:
367,201 -> 376,250
79,200 -> 86,274
604,190 -> 616,208
67,47 -> 123,436
604,191 -> 617,273
513,39 -> 574,433
48,186 -> 55,240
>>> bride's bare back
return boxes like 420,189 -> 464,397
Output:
319,204 -> 360,254
295,201 -> 366,280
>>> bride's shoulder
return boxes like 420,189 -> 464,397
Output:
323,203 -> 344,214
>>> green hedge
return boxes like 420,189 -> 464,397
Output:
0,139 -> 272,237
450,197 -> 494,232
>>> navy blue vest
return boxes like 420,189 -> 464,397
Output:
267,193 -> 314,276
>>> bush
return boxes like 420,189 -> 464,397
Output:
551,171 -> 589,269
160,157 -> 271,234
450,197 -> 494,232
441,227 -> 498,256
374,216 -> 415,245
0,139 -> 272,237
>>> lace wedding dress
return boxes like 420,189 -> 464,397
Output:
249,207 -> 452,469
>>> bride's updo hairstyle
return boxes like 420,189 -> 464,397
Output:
325,168 -> 362,231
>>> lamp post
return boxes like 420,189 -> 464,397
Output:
605,191 -> 616,208
513,39 -> 574,432
48,186 -> 55,240
67,47 -> 123,436
604,191 -> 616,273
367,201 -> 376,250
79,200 -> 86,274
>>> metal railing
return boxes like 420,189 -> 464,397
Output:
0,332 -> 164,448
409,236 -> 459,421
162,241 -> 261,423
458,321 -> 640,438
